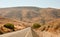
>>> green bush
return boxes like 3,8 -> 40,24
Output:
32,23 -> 41,29
4,23 -> 14,30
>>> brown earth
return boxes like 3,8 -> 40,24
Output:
0,7 -> 60,25
0,16 -> 26,34
0,7 -> 60,35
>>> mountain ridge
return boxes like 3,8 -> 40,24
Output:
0,7 -> 60,26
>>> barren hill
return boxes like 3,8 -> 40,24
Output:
0,7 -> 60,25
0,7 -> 60,32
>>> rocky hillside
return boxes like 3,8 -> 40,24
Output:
0,7 -> 60,25
0,7 -> 60,34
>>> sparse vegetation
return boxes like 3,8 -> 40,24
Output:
32,23 -> 41,29
4,23 -> 14,31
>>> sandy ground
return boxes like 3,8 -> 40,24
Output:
0,27 -> 60,37
36,31 -> 60,37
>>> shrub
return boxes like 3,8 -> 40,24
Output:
4,23 -> 14,30
32,23 -> 41,29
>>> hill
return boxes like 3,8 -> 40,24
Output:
0,7 -> 60,34
0,7 -> 60,25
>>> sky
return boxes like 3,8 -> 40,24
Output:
0,0 -> 60,8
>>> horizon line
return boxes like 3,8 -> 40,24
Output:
0,6 -> 60,9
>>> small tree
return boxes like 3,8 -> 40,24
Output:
4,23 -> 14,31
32,23 -> 41,29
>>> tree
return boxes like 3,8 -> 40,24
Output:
4,23 -> 14,31
32,23 -> 41,29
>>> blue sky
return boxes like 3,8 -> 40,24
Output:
0,0 -> 60,8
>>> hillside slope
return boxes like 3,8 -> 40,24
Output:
0,7 -> 60,24
0,16 -> 26,34
0,7 -> 60,34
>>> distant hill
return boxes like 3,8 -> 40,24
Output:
0,7 -> 60,25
